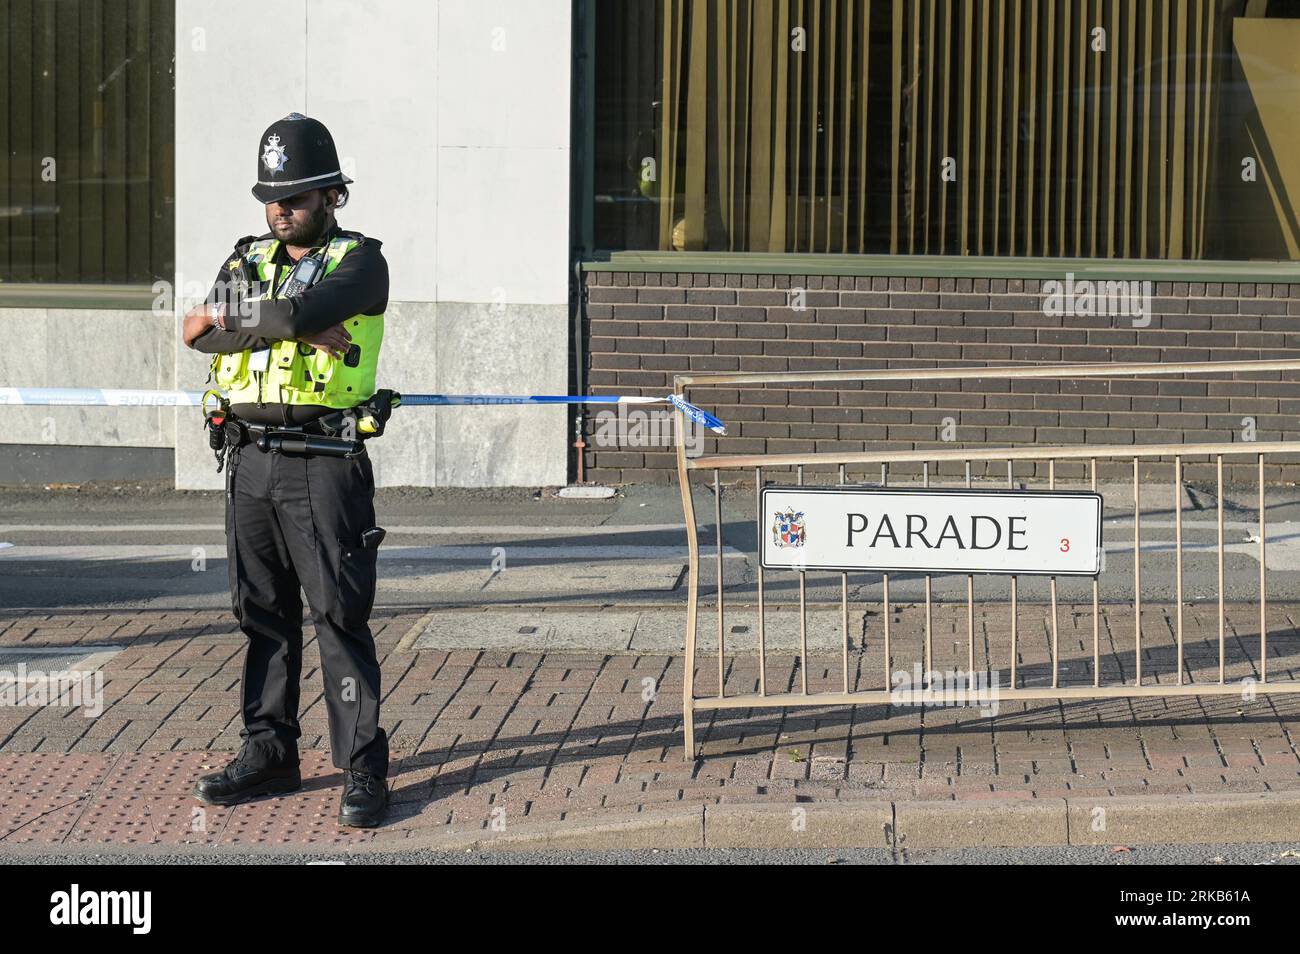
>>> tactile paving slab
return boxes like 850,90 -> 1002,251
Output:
218,790 -> 376,847
104,751 -> 227,795
0,794 -> 88,845
67,794 -> 232,846
0,753 -> 117,845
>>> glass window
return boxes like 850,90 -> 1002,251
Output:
0,0 -> 174,284
587,0 -> 1300,261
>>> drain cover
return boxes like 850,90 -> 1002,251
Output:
413,612 -> 641,650
0,645 -> 121,676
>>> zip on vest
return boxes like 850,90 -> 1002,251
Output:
253,262 -> 287,408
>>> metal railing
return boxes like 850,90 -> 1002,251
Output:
672,359 -> 1300,758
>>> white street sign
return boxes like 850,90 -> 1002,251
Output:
761,486 -> 1102,576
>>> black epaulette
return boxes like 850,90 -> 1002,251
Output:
338,229 -> 381,250
232,234 -> 262,255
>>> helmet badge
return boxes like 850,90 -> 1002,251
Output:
262,133 -> 288,173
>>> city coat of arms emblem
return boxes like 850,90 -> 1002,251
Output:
771,508 -> 806,548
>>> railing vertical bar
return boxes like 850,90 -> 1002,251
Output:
755,466 -> 767,697
840,463 -> 850,694
1050,459 -> 1059,689
1009,460 -> 1018,690
1175,455 -> 1184,685
1091,457 -> 1100,688
923,461 -> 932,686
1260,452 -> 1267,683
882,463 -> 891,691
966,460 -> 974,677
714,469 -> 725,699
1010,575 -> 1019,691
675,382 -> 699,759
1133,456 -> 1142,687
1217,454 -> 1225,684
798,464 -> 808,696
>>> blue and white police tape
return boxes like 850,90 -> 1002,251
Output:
0,387 -> 207,407
0,387 -> 728,434
399,392 -> 727,434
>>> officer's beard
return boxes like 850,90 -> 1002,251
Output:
274,200 -> 331,247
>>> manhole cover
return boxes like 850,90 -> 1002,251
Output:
0,646 -> 119,711
412,612 -> 642,651
0,645 -> 121,676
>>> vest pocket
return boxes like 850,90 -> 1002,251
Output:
309,347 -> 336,391
213,350 -> 251,390
264,341 -> 335,399
322,317 -> 381,404
264,341 -> 314,397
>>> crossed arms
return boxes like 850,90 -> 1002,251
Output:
183,238 -> 389,358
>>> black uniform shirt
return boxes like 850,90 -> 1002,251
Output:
192,224 -> 389,425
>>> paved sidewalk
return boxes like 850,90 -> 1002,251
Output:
1,604 -> 1299,853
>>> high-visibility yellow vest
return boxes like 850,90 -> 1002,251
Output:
210,235 -> 383,408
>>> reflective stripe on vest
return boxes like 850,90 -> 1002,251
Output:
210,235 -> 384,409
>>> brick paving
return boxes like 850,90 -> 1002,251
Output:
1,603 -> 1299,849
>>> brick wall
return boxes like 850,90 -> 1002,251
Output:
581,271 -> 1300,485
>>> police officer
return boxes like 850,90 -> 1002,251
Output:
181,113 -> 392,827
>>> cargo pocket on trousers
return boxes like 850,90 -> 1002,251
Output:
226,449 -> 243,623
336,536 -> 378,627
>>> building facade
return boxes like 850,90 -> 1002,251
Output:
1,0 -> 571,489
2,1 -> 1299,487
576,0 -> 1300,484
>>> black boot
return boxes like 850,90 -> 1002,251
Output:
193,742 -> 301,806
338,770 -> 388,828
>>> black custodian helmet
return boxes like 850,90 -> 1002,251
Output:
251,113 -> 354,204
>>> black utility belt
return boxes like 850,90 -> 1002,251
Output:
224,419 -> 364,458
204,389 -> 399,472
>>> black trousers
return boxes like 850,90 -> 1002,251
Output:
224,440 -> 388,777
